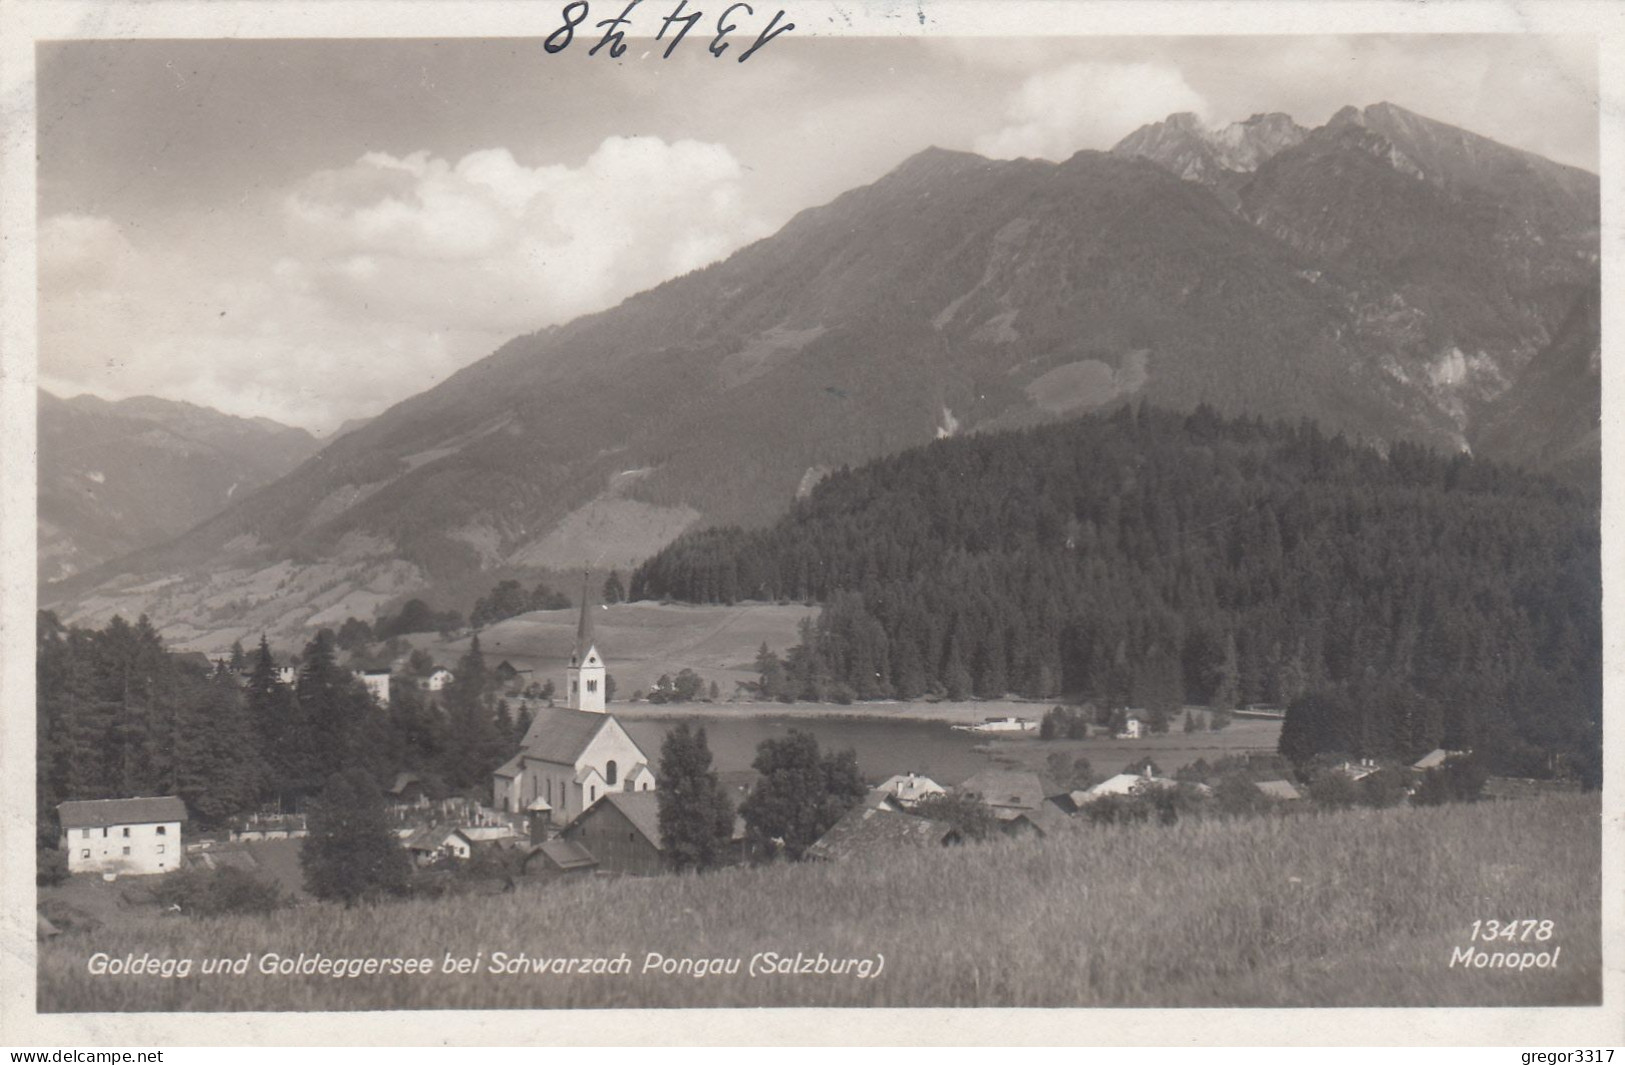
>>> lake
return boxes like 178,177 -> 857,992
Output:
620,715 -> 991,785
619,712 -> 1285,789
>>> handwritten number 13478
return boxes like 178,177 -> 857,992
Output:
547,1 -> 795,62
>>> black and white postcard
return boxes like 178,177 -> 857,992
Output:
1,0 -> 1619,1047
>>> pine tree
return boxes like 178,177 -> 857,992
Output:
300,769 -> 410,905
656,724 -> 735,872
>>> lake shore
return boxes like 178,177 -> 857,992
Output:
609,697 -> 1051,726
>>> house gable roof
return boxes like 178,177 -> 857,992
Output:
536,838 -> 599,871
956,769 -> 1044,810
58,796 -> 188,829
573,790 -> 663,849
805,806 -> 958,861
1255,779 -> 1302,800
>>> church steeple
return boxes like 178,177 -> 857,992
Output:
572,571 -> 596,666
566,571 -> 606,712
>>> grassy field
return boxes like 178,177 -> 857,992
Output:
439,601 -> 819,697
37,795 -> 1599,1011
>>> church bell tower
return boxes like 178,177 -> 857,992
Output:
566,573 -> 606,713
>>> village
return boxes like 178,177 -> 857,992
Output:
47,588 -> 1569,919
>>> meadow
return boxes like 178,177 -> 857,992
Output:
37,795 -> 1600,1011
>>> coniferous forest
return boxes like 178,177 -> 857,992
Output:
632,405 -> 1600,782
35,620 -> 521,843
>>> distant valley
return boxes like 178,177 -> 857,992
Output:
38,392 -> 321,584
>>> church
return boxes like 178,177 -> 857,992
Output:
492,588 -> 655,827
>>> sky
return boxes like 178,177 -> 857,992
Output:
36,33 -> 1599,433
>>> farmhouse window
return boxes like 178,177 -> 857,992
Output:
157,844 -> 165,854
155,826 -> 166,835
81,829 -> 89,839
80,849 -> 89,859
102,828 -> 108,838
122,827 -> 130,837
122,846 -> 131,856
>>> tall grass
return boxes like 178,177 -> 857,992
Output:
38,796 -> 1600,1011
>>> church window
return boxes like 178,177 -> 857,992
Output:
572,680 -> 580,695
587,679 -> 597,693
606,760 -> 618,785
590,786 -> 597,803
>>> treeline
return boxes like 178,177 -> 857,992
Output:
633,405 -> 1600,781
36,614 -> 532,840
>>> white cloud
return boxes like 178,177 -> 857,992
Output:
974,61 -> 1210,161
39,136 -> 769,430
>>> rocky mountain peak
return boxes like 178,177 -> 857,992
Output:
1112,110 -> 1306,186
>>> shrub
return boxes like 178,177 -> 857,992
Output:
149,865 -> 286,917
37,847 -> 69,887
1308,771 -> 1361,810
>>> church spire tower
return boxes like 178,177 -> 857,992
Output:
566,571 -> 606,713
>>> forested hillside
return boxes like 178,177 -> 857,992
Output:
35,616 -> 522,841
633,406 -> 1600,780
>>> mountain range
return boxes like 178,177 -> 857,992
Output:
44,101 -> 1600,649
38,392 -> 321,583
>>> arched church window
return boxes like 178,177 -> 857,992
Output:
606,760 -> 618,785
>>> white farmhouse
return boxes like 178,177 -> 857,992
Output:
354,669 -> 391,706
422,666 -> 455,692
492,588 -> 655,825
58,796 -> 188,877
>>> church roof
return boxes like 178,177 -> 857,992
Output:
518,707 -> 615,764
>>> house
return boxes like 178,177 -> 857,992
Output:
1076,768 -> 1176,804
1002,798 -> 1075,838
57,796 -> 188,877
422,666 -> 455,692
491,590 -> 656,823
1115,713 -> 1146,740
1412,749 -> 1469,771
522,837 -> 599,878
955,769 -> 1045,821
561,791 -> 665,876
386,772 -> 427,806
494,660 -> 533,691
404,825 -> 474,863
804,805 -> 960,862
1254,779 -> 1303,802
170,651 -> 215,673
354,669 -> 392,707
873,772 -> 946,808
1334,758 -> 1381,781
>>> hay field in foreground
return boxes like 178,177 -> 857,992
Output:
38,796 -> 1600,1011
